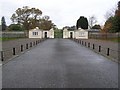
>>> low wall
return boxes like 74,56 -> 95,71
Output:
72,39 -> 119,63
0,38 -> 46,62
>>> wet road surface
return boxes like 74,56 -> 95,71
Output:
2,39 -> 118,88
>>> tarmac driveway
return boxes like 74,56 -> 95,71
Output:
2,39 -> 118,88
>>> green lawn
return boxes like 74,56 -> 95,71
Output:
95,37 -> 120,43
0,37 -> 27,41
54,30 -> 63,38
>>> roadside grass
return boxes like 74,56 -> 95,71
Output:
95,37 -> 120,43
0,37 -> 27,41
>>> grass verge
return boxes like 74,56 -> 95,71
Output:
0,37 -> 27,41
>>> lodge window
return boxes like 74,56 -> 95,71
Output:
79,32 -> 85,37
33,32 -> 38,35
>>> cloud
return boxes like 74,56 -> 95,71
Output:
0,0 -> 119,28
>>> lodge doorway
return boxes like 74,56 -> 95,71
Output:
44,32 -> 47,38
70,32 -> 73,38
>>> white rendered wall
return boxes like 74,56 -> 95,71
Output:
75,29 -> 88,39
29,30 -> 42,38
49,29 -> 54,38
63,29 -> 69,38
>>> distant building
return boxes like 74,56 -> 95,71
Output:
29,27 -> 54,38
29,27 -> 100,39
63,28 -> 88,39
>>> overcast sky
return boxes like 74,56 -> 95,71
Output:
0,0 -> 119,28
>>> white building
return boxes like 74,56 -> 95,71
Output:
63,28 -> 88,39
29,27 -> 54,38
29,27 -> 88,39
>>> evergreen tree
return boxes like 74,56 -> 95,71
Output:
92,24 -> 101,29
76,16 -> 88,29
1,16 -> 7,31
8,24 -> 25,31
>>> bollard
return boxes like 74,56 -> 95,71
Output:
82,41 -> 83,45
93,44 -> 95,49
76,39 -> 78,43
30,42 -> 32,47
88,43 -> 90,48
38,40 -> 40,43
13,48 -> 16,55
107,48 -> 110,56
85,42 -> 86,46
26,44 -> 28,49
34,42 -> 35,46
21,45 -> 23,52
36,41 -> 37,45
80,40 -> 81,44
99,46 -> 101,52
1,51 -> 4,61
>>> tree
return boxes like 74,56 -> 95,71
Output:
76,16 -> 88,29
39,15 -> 54,30
102,17 -> 113,33
111,1 -> 120,32
88,15 -> 97,29
1,16 -> 7,31
104,7 -> 116,20
92,24 -> 101,29
11,6 -> 42,31
115,1 -> 120,17
111,16 -> 120,33
102,1 -> 120,33
8,24 -> 25,31
70,26 -> 76,30
110,1 -> 120,32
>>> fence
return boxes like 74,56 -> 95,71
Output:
1,31 -> 26,38
89,33 -> 120,40
72,39 -> 119,63
0,38 -> 46,62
